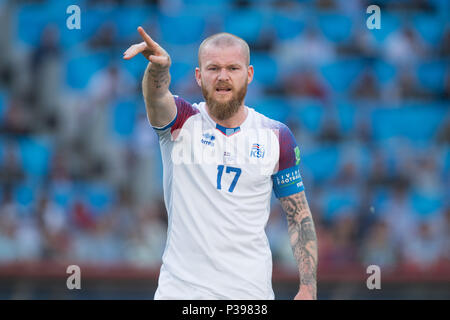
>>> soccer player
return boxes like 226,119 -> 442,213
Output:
123,27 -> 318,300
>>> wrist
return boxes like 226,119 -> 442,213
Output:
298,283 -> 317,297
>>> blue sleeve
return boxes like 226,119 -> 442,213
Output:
271,123 -> 304,198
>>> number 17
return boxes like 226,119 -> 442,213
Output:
217,165 -> 241,193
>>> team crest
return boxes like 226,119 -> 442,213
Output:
250,143 -> 265,159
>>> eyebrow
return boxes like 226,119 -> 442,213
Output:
205,63 -> 243,68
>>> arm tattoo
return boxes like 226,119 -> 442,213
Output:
148,67 -> 170,89
280,191 -> 318,298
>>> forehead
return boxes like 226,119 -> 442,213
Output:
200,43 -> 247,67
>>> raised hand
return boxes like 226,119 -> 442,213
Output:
125,27 -> 176,127
123,26 -> 171,69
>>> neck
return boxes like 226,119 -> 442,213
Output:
206,104 -> 248,128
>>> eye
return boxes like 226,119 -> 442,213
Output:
208,67 -> 217,71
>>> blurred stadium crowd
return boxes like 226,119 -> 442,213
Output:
0,0 -> 448,277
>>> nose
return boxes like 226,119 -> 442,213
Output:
217,68 -> 230,81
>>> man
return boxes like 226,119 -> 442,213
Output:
123,26 -> 318,300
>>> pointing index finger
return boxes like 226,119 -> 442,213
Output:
137,26 -> 161,53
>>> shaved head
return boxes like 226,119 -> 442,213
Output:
198,33 -> 250,67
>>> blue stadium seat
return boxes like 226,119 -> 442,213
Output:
81,7 -> 115,40
371,103 -> 448,142
413,14 -> 446,45
72,5 -> 143,49
58,26 -> 86,50
18,137 -> 52,179
244,0 -> 282,3
320,59 -> 364,93
158,12 -> 206,45
411,190 -> 444,219
110,99 -> 138,139
250,53 -> 279,86
0,138 -> 4,167
224,9 -> 264,43
17,0 -> 84,48
16,4 -> 51,47
122,54 -> 148,81
48,0 -> 87,9
13,182 -> 35,209
290,99 -> 324,134
416,60 -> 448,93
65,51 -> 110,89
0,91 -> 6,126
51,183 -> 74,210
373,59 -> 397,84
429,0 -> 450,12
113,6 -> 153,41
323,190 -> 358,221
357,145 -> 373,177
372,187 -> 390,216
318,13 -> 353,44
182,0 -> 230,15
271,12 -> 305,41
184,0 -> 229,5
443,147 -> 450,178
52,0 -> 88,49
170,61 -> 194,85
336,101 -> 356,134
84,183 -> 115,216
367,13 -> 401,44
252,97 -> 291,123
301,145 -> 340,183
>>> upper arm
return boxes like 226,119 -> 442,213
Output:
271,123 -> 304,199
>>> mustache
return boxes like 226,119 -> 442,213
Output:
215,81 -> 233,90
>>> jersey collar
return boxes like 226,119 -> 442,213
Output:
200,102 -> 251,137
215,123 -> 241,136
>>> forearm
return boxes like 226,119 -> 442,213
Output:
280,192 -> 318,298
142,62 -> 171,102
142,63 -> 175,126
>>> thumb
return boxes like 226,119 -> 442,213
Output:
149,55 -> 170,66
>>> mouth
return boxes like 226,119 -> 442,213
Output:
215,87 -> 232,94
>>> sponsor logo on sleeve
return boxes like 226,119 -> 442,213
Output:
294,146 -> 301,165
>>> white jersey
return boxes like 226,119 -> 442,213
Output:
152,96 -> 304,300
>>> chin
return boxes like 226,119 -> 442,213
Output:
212,94 -> 232,103
215,96 -> 232,103
214,91 -> 232,98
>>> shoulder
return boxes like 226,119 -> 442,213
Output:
251,107 -> 292,133
173,95 -> 200,114
251,108 -> 296,146
171,96 -> 201,131
152,96 -> 200,135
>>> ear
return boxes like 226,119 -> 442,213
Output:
247,65 -> 254,84
195,67 -> 202,87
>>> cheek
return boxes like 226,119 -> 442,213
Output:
234,74 -> 248,87
201,78 -> 214,93
202,80 -> 212,90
